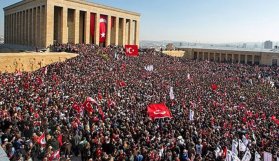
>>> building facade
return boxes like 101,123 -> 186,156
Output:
3,0 -> 140,48
179,47 -> 279,66
264,40 -> 273,49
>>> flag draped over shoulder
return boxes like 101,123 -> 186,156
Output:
147,103 -> 172,120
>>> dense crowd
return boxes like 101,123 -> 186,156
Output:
0,43 -> 278,161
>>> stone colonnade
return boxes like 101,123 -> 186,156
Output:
5,5 -> 46,47
193,51 -> 261,65
4,0 -> 140,48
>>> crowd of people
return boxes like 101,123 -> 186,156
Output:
0,43 -> 278,161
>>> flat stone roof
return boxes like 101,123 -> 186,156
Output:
3,0 -> 140,16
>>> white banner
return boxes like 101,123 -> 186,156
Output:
189,109 -> 194,121
232,139 -> 239,156
242,149 -> 251,161
239,139 -> 246,152
187,73 -> 191,80
144,65 -> 154,71
169,86 -> 175,100
254,151 -> 261,161
232,151 -> 241,161
263,152 -> 272,161
226,150 -> 232,161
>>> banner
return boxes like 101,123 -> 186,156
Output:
239,139 -> 246,152
125,45 -> 139,56
232,140 -> 238,156
263,152 -> 272,161
99,15 -> 107,43
226,150 -> 232,161
147,103 -> 172,120
145,65 -> 154,71
241,149 -> 251,161
37,133 -> 46,145
254,151 -> 261,161
189,109 -> 194,121
169,86 -> 175,100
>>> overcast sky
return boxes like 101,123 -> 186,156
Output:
1,0 -> 279,43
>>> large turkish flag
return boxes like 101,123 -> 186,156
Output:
125,45 -> 139,56
99,15 -> 107,43
147,103 -> 172,120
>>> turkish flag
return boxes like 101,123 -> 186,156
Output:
125,45 -> 139,56
271,116 -> 279,125
72,102 -> 82,113
83,101 -> 94,114
119,80 -> 127,87
99,15 -> 107,43
37,133 -> 46,145
147,103 -> 172,120
57,134 -> 63,146
50,150 -> 60,160
211,84 -> 218,91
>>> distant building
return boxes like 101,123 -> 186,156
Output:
264,41 -> 273,49
166,43 -> 175,51
242,43 -> 247,48
178,46 -> 279,66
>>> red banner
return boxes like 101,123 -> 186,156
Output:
99,15 -> 107,43
147,103 -> 172,120
125,45 -> 139,56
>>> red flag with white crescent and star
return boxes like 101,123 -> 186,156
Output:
125,45 -> 139,56
37,133 -> 46,145
99,15 -> 107,43
147,103 -> 172,120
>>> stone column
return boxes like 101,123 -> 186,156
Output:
238,54 -> 241,63
135,20 -> 140,46
21,11 -> 24,45
232,54 -> 234,63
252,55 -> 255,64
34,8 -> 38,47
122,18 -> 126,46
85,11 -> 90,44
13,13 -> 16,44
14,13 -> 16,44
106,15 -> 111,46
27,10 -> 30,46
18,12 -> 21,44
114,17 -> 119,45
22,11 -> 25,45
45,4 -> 54,47
94,13 -> 100,45
129,19 -> 133,44
15,12 -> 18,44
213,53 -> 216,61
62,7 -> 68,44
202,52 -> 205,60
225,53 -> 228,62
31,8 -> 34,46
245,55 -> 248,64
39,6 -> 43,47
74,9 -> 80,44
